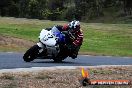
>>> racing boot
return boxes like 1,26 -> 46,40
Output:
68,44 -> 80,59
70,49 -> 78,59
71,53 -> 77,59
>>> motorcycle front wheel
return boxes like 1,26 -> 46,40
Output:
23,45 -> 39,62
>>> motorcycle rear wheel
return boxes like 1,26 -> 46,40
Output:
53,55 -> 68,62
53,58 -> 63,62
23,45 -> 39,62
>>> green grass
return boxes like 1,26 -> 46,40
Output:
0,17 -> 66,41
81,23 -> 132,56
0,17 -> 132,56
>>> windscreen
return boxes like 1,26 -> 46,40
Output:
51,26 -> 65,43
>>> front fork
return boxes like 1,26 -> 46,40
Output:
37,42 -> 44,48
37,42 -> 46,53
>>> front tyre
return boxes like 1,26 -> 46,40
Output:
23,45 -> 39,62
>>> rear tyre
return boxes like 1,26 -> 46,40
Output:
53,55 -> 68,63
23,45 -> 39,62
53,58 -> 63,63
53,46 -> 68,62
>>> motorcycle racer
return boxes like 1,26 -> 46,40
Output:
23,20 -> 83,62
55,20 -> 83,59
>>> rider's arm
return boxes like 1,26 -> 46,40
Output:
73,30 -> 83,46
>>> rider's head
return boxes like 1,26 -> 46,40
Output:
68,20 -> 80,33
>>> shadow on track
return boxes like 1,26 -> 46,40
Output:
31,60 -> 93,66
32,61 -> 75,64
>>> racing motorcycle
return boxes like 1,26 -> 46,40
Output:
23,26 -> 73,62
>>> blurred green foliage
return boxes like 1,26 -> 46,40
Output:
0,0 -> 132,22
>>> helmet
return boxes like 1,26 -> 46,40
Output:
68,20 -> 80,33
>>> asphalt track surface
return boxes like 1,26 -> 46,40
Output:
0,52 -> 132,69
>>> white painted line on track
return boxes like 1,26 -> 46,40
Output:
0,65 -> 131,73
81,55 -> 132,59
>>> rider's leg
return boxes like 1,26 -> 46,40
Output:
71,45 -> 81,59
